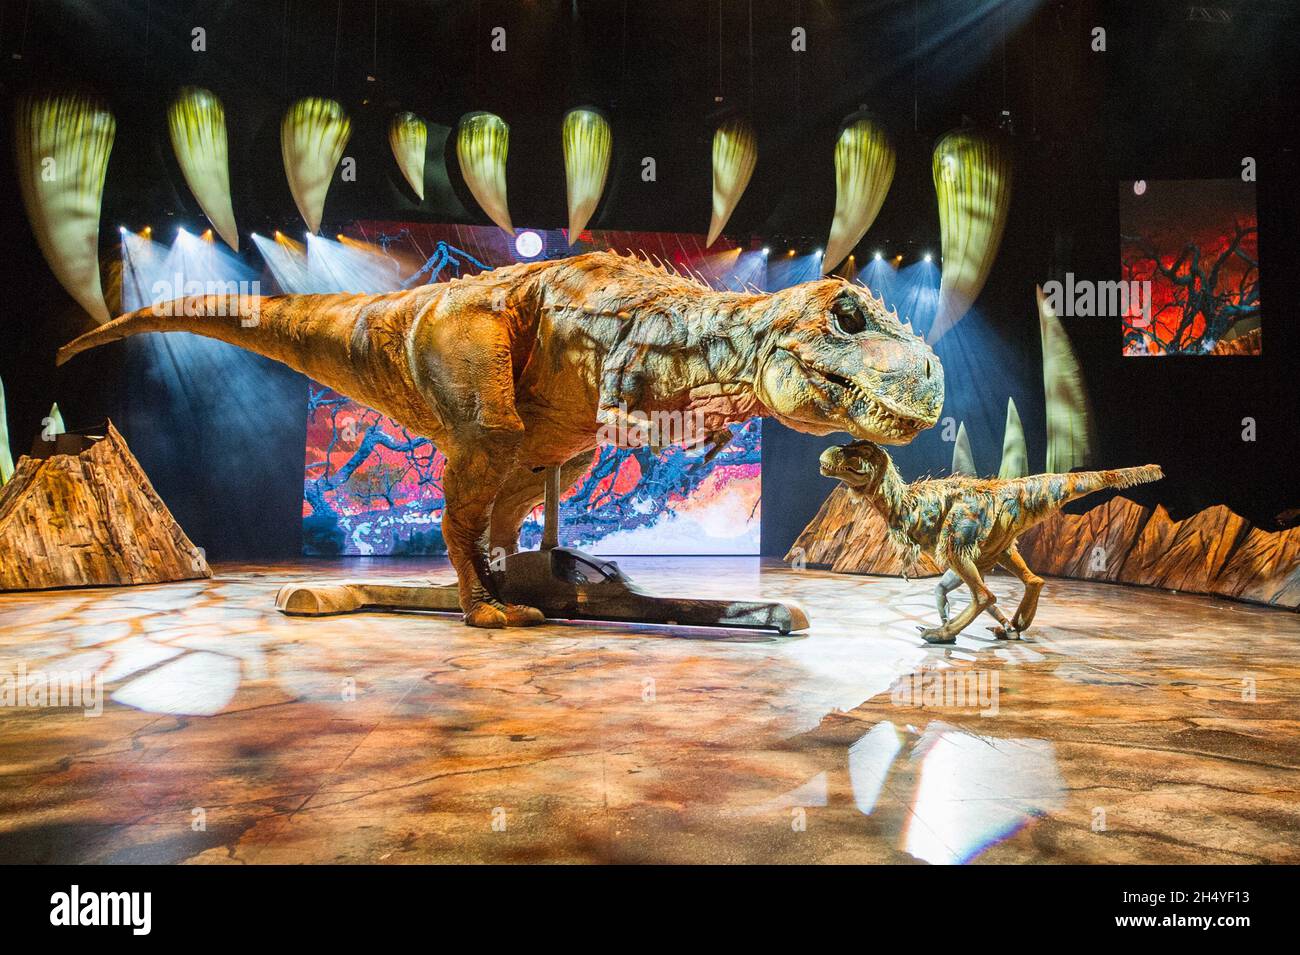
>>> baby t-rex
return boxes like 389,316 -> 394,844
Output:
819,440 -> 1162,644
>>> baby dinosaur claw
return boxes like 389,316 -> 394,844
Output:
982,623 -> 1024,639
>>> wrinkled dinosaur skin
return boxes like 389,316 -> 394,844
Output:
820,441 -> 1162,644
60,251 -> 944,628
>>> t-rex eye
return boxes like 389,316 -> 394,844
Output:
831,299 -> 867,335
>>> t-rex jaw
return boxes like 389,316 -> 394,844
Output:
803,366 -> 930,443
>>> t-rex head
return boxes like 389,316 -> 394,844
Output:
819,439 -> 892,490
755,280 -> 943,444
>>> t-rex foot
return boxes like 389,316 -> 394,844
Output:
917,625 -> 957,645
464,601 -> 508,628
464,599 -> 546,628
504,603 -> 545,627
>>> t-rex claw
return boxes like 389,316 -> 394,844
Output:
504,604 -> 546,627
464,602 -> 508,628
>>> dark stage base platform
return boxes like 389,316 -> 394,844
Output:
0,556 -> 1297,864
274,547 -> 809,634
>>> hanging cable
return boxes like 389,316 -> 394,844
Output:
283,0 -> 290,95
619,0 -> 628,106
718,0 -> 723,101
748,0 -> 754,115
19,0 -> 32,60
1031,6 -> 1038,135
332,0 -> 342,94
1001,0 -> 1008,114
794,0 -> 802,122
912,0 -> 919,133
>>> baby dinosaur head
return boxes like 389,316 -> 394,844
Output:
819,439 -> 891,490
754,280 -> 944,444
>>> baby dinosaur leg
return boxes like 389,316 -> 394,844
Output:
918,556 -> 998,644
933,568 -> 963,623
992,543 -> 1044,636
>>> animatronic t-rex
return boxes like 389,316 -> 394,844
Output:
818,440 -> 1162,644
60,251 -> 944,627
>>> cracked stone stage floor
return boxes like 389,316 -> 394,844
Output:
1,557 -> 1297,864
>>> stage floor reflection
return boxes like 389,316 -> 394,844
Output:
1,557 -> 1297,864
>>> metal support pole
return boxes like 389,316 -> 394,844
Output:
541,465 -> 561,550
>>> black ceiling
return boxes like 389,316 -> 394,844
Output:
0,0 -> 1295,247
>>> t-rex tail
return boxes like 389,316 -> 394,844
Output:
56,291 -> 418,417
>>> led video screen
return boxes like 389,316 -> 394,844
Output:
295,223 -> 762,556
1119,178 -> 1260,356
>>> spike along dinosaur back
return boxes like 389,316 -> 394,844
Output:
819,440 -> 1162,644
59,251 -> 944,628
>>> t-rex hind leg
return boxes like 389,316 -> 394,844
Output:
442,439 -> 545,628
990,543 -> 1044,637
918,556 -> 1000,645
420,307 -> 545,628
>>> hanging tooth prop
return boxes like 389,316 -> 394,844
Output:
389,111 -> 427,201
822,118 -> 895,274
281,97 -> 352,234
1038,284 -> 1096,472
928,129 -> 1012,342
0,376 -> 13,486
13,92 -> 115,323
457,111 -> 513,235
706,118 -> 757,248
168,87 -> 240,251
46,402 -> 66,439
562,108 -> 611,244
950,421 -> 976,476
998,396 -> 1028,479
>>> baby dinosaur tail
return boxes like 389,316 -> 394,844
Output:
1061,464 -> 1163,500
1020,464 -> 1164,514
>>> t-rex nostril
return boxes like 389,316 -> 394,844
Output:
924,359 -> 932,379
